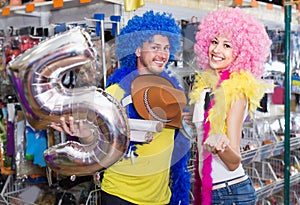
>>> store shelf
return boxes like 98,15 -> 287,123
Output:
240,113 -> 300,203
244,155 -> 300,201
269,170 -> 300,195
242,136 -> 300,164
241,113 -> 300,165
0,175 -> 101,205
0,0 -> 111,17
1,0 -> 57,13
245,161 -> 277,199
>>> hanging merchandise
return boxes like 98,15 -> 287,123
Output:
54,23 -> 67,34
292,73 -> 300,93
267,29 -> 285,63
7,0 -> 21,7
181,16 -> 198,51
291,31 -> 300,70
124,0 -> 144,12
181,16 -> 199,67
84,13 -> 120,88
7,27 -> 130,176
13,107 -> 47,182
6,100 -> 15,158
25,126 -> 47,167
0,95 -> 16,175
3,28 -> 39,76
0,0 -> 7,7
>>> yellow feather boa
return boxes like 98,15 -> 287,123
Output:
189,69 -> 272,135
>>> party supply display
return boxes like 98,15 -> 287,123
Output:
7,27 -> 130,176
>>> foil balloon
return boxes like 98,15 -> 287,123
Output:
7,27 -> 130,176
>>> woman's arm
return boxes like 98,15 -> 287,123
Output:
203,96 -> 247,171
217,96 -> 247,171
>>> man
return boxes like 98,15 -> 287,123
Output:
101,11 -> 191,205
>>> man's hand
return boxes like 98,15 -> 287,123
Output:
50,116 -> 94,143
182,112 -> 195,129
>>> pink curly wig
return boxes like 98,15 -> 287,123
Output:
194,8 -> 272,78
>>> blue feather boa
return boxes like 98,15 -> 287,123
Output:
171,130 -> 191,205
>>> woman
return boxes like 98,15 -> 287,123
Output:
189,8 -> 272,205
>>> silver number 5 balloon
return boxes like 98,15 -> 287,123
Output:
7,27 -> 130,176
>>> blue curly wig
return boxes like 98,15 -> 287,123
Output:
115,10 -> 181,69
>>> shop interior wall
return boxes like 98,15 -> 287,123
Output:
0,1 -> 117,35
2,0 -> 298,35
137,1 -> 296,29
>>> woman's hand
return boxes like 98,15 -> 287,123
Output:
203,134 -> 230,154
50,116 -> 94,142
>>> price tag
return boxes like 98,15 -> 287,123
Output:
234,0 -> 242,5
266,3 -> 273,10
53,0 -> 63,8
251,0 -> 258,7
2,7 -> 10,16
80,0 -> 91,3
26,3 -> 35,12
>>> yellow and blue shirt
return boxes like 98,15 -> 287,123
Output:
102,69 -> 191,205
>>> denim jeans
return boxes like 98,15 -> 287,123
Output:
211,177 -> 257,205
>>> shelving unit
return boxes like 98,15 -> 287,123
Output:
0,0 -> 121,31
1,0 -> 75,13
0,175 -> 102,204
0,0 -> 119,14
241,113 -> 300,202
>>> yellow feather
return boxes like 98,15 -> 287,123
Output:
190,70 -> 273,137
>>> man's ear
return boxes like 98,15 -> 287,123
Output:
135,47 -> 141,57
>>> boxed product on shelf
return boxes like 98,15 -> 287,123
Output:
245,161 -> 277,199
253,117 -> 280,160
259,189 -> 300,205
244,166 -> 263,191
241,124 -> 261,164
264,155 -> 300,195
291,184 -> 300,205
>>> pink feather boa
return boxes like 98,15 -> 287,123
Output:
193,70 -> 230,205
